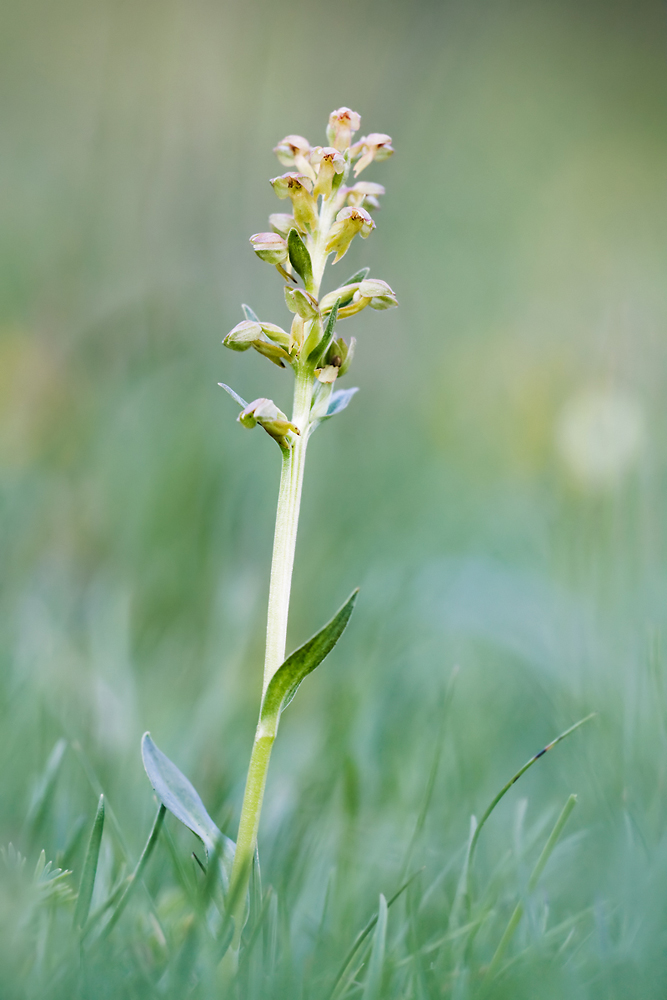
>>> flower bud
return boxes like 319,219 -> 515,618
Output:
273,135 -> 316,181
284,286 -> 319,320
326,336 -> 355,377
326,107 -> 361,152
270,172 -> 318,233
249,232 -> 289,265
310,146 -> 346,198
350,133 -> 394,177
259,322 -> 290,347
223,320 -> 291,367
345,181 -> 385,208
269,213 -> 301,238
238,397 -> 300,447
325,207 -> 375,264
319,284 -> 360,313
223,320 -> 262,351
358,278 -> 398,309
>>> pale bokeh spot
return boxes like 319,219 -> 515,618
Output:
555,387 -> 646,489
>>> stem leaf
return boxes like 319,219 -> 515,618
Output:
342,266 -> 370,285
73,794 -> 105,929
218,382 -> 248,409
308,299 -> 340,365
141,733 -> 235,880
261,589 -> 359,728
242,304 -> 260,323
287,228 -> 314,287
324,387 -> 359,419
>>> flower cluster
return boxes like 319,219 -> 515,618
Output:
221,107 -> 396,449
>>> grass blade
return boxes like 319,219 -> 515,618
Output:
100,803 -> 166,939
464,714 -> 594,909
363,894 -> 388,1000
260,589 -> 359,730
486,793 -> 578,977
73,794 -> 105,929
329,868 -> 422,1000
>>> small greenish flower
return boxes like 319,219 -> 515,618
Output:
284,286 -> 319,320
223,320 -> 291,367
249,232 -> 289,265
325,207 -> 375,264
345,181 -> 386,210
238,397 -> 300,446
359,278 -> 398,310
269,213 -> 301,237
350,133 -> 394,177
270,172 -> 318,233
326,336 -> 355,376
326,107 -> 361,151
273,134 -> 316,181
310,146 -> 346,198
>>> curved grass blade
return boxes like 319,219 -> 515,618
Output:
287,228 -> 313,287
100,803 -> 166,939
401,668 -> 458,880
308,299 -> 340,365
73,794 -> 105,929
363,895 -> 388,1000
141,733 -> 235,881
25,739 -> 67,833
486,793 -> 578,978
260,589 -> 358,733
329,868 -> 422,1000
463,714 -> 594,917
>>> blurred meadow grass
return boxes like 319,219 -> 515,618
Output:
1,0 -> 667,995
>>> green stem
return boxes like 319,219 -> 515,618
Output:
227,184 -> 340,956
228,365 -> 314,948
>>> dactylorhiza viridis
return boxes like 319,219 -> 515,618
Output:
141,107 -> 396,961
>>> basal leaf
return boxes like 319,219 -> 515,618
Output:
260,590 -> 358,731
141,734 -> 235,878
308,299 -> 340,365
242,303 -> 260,323
287,228 -> 313,287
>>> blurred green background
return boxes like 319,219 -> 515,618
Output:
1,0 -> 667,994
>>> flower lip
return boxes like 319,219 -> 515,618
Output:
270,172 -> 315,196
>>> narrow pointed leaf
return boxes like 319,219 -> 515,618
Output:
363,895 -> 388,1000
141,733 -> 235,875
242,303 -> 260,323
308,299 -> 340,365
73,794 -> 105,929
260,590 -> 358,729
324,387 -> 359,419
218,382 -> 248,409
342,266 -> 370,285
101,804 -> 166,938
287,228 -> 313,286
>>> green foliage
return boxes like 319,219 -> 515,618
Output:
73,793 -> 104,929
260,590 -> 359,731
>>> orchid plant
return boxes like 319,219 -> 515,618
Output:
139,107 -> 396,960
